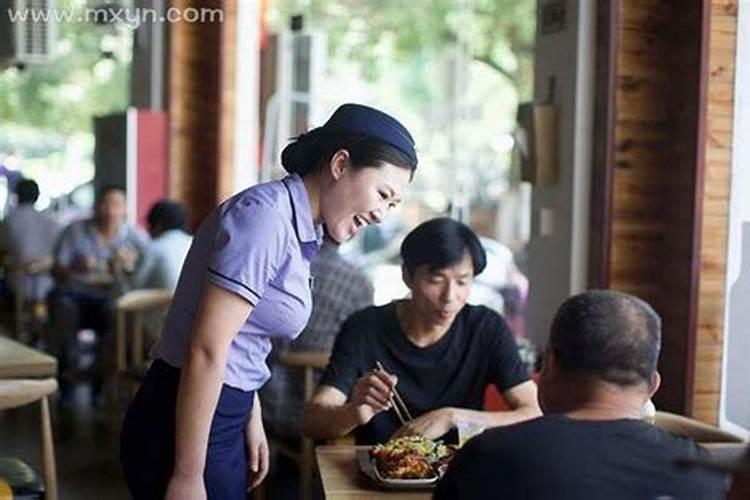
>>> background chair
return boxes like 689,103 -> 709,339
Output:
654,411 -> 745,444
113,288 -> 172,402
260,351 -> 330,500
0,378 -> 58,500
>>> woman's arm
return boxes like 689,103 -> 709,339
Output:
166,283 -> 252,499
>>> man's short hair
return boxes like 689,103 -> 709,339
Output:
400,217 -> 486,277
15,178 -> 39,204
147,199 -> 187,232
549,290 -> 661,386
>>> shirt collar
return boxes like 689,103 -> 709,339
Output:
282,174 -> 324,246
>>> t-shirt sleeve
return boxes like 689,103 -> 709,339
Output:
318,313 -> 365,397
484,310 -> 529,392
206,203 -> 287,306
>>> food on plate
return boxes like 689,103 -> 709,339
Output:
370,436 -> 453,480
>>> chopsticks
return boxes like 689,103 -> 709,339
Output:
375,360 -> 414,424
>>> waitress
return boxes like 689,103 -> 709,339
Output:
120,103 -> 418,500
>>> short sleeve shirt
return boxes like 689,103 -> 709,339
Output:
53,218 -> 149,286
319,302 -> 529,444
156,174 -> 323,391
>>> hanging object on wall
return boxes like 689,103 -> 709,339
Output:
516,78 -> 559,186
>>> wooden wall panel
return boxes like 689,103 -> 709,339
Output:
693,0 -> 737,424
607,0 -> 706,414
592,0 -> 738,421
169,1 -> 234,230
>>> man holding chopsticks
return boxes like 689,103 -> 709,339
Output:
302,218 -> 541,444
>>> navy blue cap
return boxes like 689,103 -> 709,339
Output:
320,103 -> 417,164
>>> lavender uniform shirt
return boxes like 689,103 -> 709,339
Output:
155,174 -> 323,392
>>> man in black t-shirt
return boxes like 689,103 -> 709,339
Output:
302,218 -> 540,445
434,290 -> 728,500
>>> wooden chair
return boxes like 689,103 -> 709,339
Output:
265,351 -> 330,500
0,378 -> 58,500
654,411 -> 745,444
113,288 -> 173,401
9,259 -> 53,342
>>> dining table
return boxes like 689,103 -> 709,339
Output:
0,334 -> 57,378
316,445 -> 433,500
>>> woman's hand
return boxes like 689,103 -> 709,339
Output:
246,396 -> 269,490
348,369 -> 398,425
165,473 -> 206,500
391,408 -> 455,440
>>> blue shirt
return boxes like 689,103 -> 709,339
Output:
156,174 -> 323,391
53,218 -> 150,291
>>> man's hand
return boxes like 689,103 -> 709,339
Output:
348,369 -> 398,425
246,399 -> 269,490
71,254 -> 97,272
391,408 -> 456,440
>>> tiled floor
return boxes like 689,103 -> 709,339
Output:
0,383 -> 129,500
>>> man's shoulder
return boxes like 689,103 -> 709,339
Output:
344,303 -> 388,325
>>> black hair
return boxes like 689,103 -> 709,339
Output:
400,217 -> 486,277
281,133 -> 417,178
15,178 -> 39,204
96,184 -> 126,205
147,199 -> 187,232
549,290 -> 661,387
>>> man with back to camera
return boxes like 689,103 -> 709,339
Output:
434,290 -> 727,500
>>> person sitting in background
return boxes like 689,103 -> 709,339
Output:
132,199 -> 192,290
303,217 -> 540,445
0,178 -> 61,304
49,184 -> 149,402
260,234 -> 374,498
434,290 -> 727,500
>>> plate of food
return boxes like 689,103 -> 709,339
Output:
357,436 -> 454,489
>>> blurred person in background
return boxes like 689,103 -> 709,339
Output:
303,217 -> 540,445
49,184 -> 149,403
434,290 -> 727,500
261,233 -> 374,499
0,178 -> 62,338
133,199 -> 192,290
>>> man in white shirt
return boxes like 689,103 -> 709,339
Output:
132,199 -> 192,290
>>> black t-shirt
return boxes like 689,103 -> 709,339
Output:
434,415 -> 728,500
319,302 -> 529,445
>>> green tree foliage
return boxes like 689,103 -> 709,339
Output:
271,0 -> 535,99
0,0 -> 130,134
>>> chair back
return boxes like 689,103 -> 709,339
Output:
654,411 -> 745,444
0,378 -> 58,500
114,288 -> 173,375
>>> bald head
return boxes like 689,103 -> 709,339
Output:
549,290 -> 661,387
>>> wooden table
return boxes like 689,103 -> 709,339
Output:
316,446 -> 431,500
0,335 -> 57,378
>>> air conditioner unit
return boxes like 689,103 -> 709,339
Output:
0,0 -> 57,67
259,29 -> 326,181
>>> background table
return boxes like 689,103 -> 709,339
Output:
0,335 -> 57,378
316,445 -> 431,500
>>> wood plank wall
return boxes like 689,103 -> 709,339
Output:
693,0 -> 737,424
609,0 -> 701,414
168,1 -> 234,230
594,0 -> 737,420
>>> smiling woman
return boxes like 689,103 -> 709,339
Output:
119,103 -> 418,500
